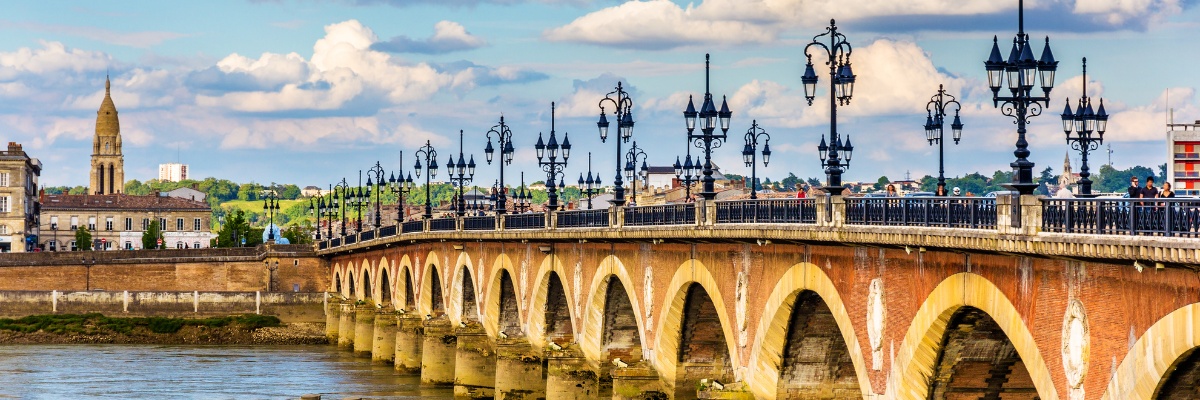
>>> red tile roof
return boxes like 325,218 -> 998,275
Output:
40,193 -> 210,211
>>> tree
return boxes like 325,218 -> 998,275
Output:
75,227 -> 92,251
874,176 -> 890,191
282,221 -> 315,245
142,220 -> 164,250
780,173 -> 800,191
281,184 -> 302,200
806,177 -> 822,187
217,209 -> 250,248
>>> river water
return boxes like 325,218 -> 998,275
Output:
0,344 -> 453,399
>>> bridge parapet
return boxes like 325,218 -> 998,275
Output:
321,195 -> 1200,266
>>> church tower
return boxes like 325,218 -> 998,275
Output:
90,76 -> 124,195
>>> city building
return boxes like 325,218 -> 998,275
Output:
301,185 -> 322,197
90,77 -> 125,195
158,163 -> 188,182
166,186 -> 206,203
0,142 -> 42,252
1167,119 -> 1200,196
39,192 -> 214,250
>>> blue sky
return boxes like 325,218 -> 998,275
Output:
3,0 -> 1199,189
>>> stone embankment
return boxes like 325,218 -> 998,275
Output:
0,314 -> 327,345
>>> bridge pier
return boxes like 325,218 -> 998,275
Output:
453,323 -> 496,398
545,347 -> 599,399
324,297 -> 340,344
372,312 -> 397,363
337,303 -> 355,348
421,318 -> 457,385
353,305 -> 375,357
395,314 -> 424,374
494,339 -> 545,399
611,364 -> 666,400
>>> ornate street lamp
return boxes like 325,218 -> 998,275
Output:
683,54 -> 731,200
349,170 -> 368,233
578,153 -> 602,210
386,152 -> 416,225
597,82 -> 634,206
333,178 -> 349,237
485,115 -> 516,214
923,84 -> 965,196
413,140 -> 439,219
1060,57 -> 1107,197
673,154 -> 701,201
262,191 -> 280,241
366,161 -> 386,228
624,141 -> 649,205
742,120 -> 772,199
513,172 -> 532,213
801,19 -> 856,195
537,102 -> 571,211
448,130 -> 476,216
983,0 -> 1058,194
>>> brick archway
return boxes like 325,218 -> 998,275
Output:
889,272 -> 1058,400
483,254 -> 521,339
1103,302 -> 1200,400
578,255 -> 646,370
418,250 -> 445,318
746,262 -> 871,400
526,254 -> 576,349
651,259 -> 739,397
450,252 -> 480,325
396,254 -> 415,312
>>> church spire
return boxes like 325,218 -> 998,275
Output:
91,76 -> 124,195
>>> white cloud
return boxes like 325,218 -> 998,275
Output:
0,41 -> 109,79
373,21 -> 488,54
543,0 -> 777,49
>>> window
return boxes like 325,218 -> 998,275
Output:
176,218 -> 184,231
193,242 -> 201,249
105,217 -> 113,231
0,196 -> 8,212
176,242 -> 184,249
194,218 -> 201,231
50,216 -> 58,230
69,241 -> 77,251
0,172 -> 8,187
70,216 -> 79,230
142,218 -> 149,230
159,218 -> 167,231
49,240 -> 57,251
88,217 -> 96,231
125,218 -> 132,231
125,241 -> 132,250
0,225 -> 7,234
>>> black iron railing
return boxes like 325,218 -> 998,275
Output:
319,241 -> 328,250
379,225 -> 397,237
1042,198 -> 1200,237
624,203 -> 695,226
344,235 -> 358,245
557,209 -> 611,228
845,197 -> 997,229
430,218 -> 457,231
331,237 -> 341,247
505,213 -> 545,230
360,230 -> 376,241
464,216 -> 496,231
402,220 -> 424,234
714,199 -> 817,224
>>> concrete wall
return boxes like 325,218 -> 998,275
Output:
0,244 -> 328,293
0,290 -> 327,323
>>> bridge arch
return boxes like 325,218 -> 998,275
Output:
378,257 -> 392,307
652,259 -> 739,398
889,272 -> 1058,400
332,264 -> 342,295
579,254 -> 647,369
1103,302 -> 1200,399
395,254 -> 416,312
526,253 -> 577,349
360,260 -> 373,304
419,250 -> 446,318
483,254 -> 522,339
450,252 -> 481,326
745,261 -> 871,400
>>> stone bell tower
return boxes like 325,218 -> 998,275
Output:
90,76 -> 124,195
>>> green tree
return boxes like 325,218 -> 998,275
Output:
806,177 -> 822,187
217,209 -> 250,247
281,184 -> 302,200
74,227 -> 92,251
282,221 -> 315,244
67,186 -> 88,195
141,220 -> 164,250
874,176 -> 890,191
780,173 -> 800,191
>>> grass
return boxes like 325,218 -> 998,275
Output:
0,314 -> 281,335
220,199 -> 307,214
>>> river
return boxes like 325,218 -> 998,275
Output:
0,344 -> 453,399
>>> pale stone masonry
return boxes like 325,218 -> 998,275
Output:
0,142 -> 42,252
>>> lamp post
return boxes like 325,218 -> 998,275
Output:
513,172 -> 532,213
1060,58 -> 1107,197
801,20 -> 857,195
448,130 -> 476,216
537,102 -> 571,211
413,140 -> 439,219
387,152 -> 416,224
262,191 -> 280,242
333,178 -> 350,237
597,83 -> 634,206
578,153 -> 602,210
366,161 -> 387,228
484,116 -> 516,214
624,142 -> 648,205
742,120 -> 772,199
673,154 -> 701,201
308,195 -> 321,241
683,54 -> 732,200
323,183 -> 340,239
922,84 -> 965,196
82,256 -> 95,291
983,0 -> 1058,194
350,170 -> 368,233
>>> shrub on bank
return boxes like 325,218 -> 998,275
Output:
0,314 -> 282,335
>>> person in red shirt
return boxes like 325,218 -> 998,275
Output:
796,185 -> 807,198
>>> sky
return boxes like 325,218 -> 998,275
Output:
3,0 -> 1200,189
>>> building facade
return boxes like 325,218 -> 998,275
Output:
0,142 -> 42,252
1167,120 -> 1200,196
90,77 -> 125,195
39,193 -> 214,251
158,163 -> 188,182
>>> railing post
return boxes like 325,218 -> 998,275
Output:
613,205 -> 624,228
700,198 -> 713,227
497,214 -> 505,232
423,219 -> 430,233
546,210 -> 555,230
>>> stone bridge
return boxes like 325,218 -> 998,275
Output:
318,196 -> 1200,399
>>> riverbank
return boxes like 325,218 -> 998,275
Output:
0,314 -> 327,345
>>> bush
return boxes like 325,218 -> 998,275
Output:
0,313 -> 282,335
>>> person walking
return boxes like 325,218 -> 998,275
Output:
1128,176 -> 1141,198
